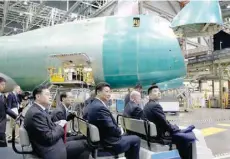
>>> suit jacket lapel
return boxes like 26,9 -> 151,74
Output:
60,103 -> 67,118
34,103 -> 45,113
34,103 -> 56,127
95,99 -> 117,125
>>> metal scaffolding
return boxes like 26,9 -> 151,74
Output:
0,0 -> 113,36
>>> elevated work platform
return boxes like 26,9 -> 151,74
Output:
188,49 -> 230,65
45,53 -> 95,109
50,81 -> 93,89
47,52 -> 95,87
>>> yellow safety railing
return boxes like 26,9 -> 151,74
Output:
48,67 -> 65,82
48,66 -> 94,84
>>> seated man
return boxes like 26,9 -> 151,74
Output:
84,90 -> 95,107
24,85 -> 90,159
87,82 -> 140,159
82,90 -> 95,120
123,90 -> 144,119
143,85 -> 195,159
51,92 -> 76,122
51,92 -> 85,140
124,84 -> 142,106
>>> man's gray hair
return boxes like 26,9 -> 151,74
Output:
90,90 -> 96,98
130,90 -> 141,100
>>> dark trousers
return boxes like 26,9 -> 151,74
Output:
38,138 -> 91,159
110,135 -> 140,159
66,139 -> 91,159
0,133 -> 7,147
67,135 -> 86,142
175,142 -> 193,159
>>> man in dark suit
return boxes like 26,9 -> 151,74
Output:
51,92 -> 85,141
51,92 -> 75,122
24,85 -> 90,159
7,85 -> 21,142
124,84 -> 142,107
123,90 -> 144,119
7,85 -> 21,114
0,77 -> 18,147
84,90 -> 95,107
83,90 -> 95,120
143,85 -> 195,159
87,82 -> 140,159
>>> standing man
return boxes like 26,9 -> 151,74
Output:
123,90 -> 144,119
7,85 -> 21,142
24,85 -> 90,159
87,82 -> 140,159
7,85 -> 21,115
124,84 -> 142,107
0,77 -> 17,147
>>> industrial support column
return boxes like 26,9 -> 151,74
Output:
219,66 -> 223,109
219,42 -> 223,109
212,81 -> 215,97
139,1 -> 143,14
210,37 -> 215,97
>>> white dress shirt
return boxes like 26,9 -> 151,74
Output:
34,102 -> 46,111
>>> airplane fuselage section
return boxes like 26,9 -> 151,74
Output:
0,15 -> 186,91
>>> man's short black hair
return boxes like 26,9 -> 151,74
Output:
148,85 -> 159,95
95,82 -> 111,95
0,77 -> 6,83
32,85 -> 48,100
60,92 -> 67,102
20,91 -> 31,100
134,83 -> 142,89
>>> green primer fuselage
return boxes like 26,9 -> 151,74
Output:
0,15 -> 186,91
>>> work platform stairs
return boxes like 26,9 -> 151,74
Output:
46,80 -> 93,113
48,84 -> 59,107
38,78 -> 59,108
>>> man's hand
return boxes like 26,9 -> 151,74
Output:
56,120 -> 67,127
70,111 -> 77,117
165,131 -> 170,137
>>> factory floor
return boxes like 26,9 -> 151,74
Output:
3,108 -> 230,159
166,108 -> 230,159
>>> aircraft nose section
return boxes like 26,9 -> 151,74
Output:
171,0 -> 223,37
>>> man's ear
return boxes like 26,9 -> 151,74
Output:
97,91 -> 101,96
35,94 -> 40,100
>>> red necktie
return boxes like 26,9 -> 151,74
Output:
63,124 -> 67,144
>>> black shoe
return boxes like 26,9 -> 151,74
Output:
0,140 -> 7,147
7,139 -> 12,143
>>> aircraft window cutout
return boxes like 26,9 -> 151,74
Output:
133,17 -> 140,27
